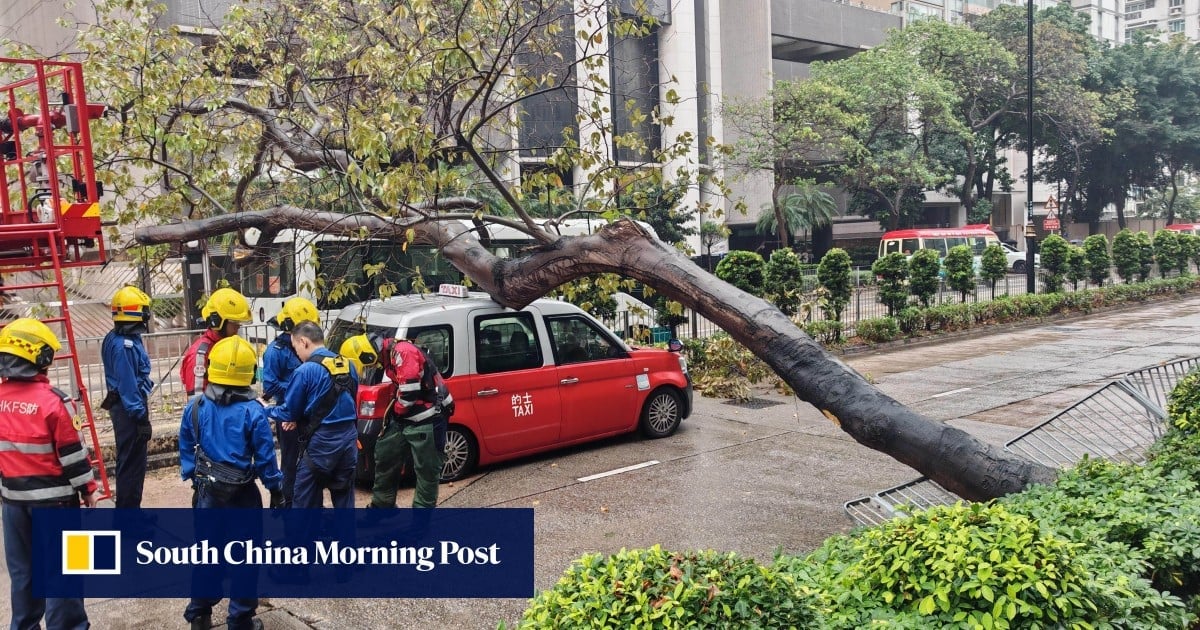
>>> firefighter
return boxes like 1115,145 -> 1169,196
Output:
262,297 -> 320,507
101,285 -> 154,508
179,335 -> 283,630
278,321 -> 358,509
367,335 -> 449,509
0,318 -> 98,629
180,287 -> 251,397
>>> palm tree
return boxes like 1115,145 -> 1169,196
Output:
755,180 -> 838,248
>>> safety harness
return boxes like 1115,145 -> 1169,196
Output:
298,353 -> 355,444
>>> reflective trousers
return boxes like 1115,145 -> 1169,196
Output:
3,501 -> 88,630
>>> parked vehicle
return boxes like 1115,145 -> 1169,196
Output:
878,224 -> 1038,273
1165,223 -> 1200,236
327,285 -> 693,484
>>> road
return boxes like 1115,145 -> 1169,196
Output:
10,295 -> 1200,629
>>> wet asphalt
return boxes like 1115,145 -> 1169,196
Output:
9,295 -> 1200,628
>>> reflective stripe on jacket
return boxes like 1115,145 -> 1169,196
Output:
0,375 -> 97,504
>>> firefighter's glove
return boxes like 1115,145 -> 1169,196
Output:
136,421 -> 153,441
269,489 -> 287,510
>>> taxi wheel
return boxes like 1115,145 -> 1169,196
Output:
441,425 -> 478,482
640,388 -> 682,438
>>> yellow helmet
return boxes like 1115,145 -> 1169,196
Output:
201,288 -> 252,330
206,336 -> 258,387
0,318 -> 61,369
273,297 -> 319,332
339,334 -> 379,374
111,286 -> 152,323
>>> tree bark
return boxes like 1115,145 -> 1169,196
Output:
135,209 -> 1058,501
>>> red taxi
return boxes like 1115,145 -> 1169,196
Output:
327,286 -> 693,483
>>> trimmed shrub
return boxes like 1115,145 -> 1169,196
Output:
1155,229 -> 1183,278
1185,233 -> 1200,274
1040,234 -> 1070,293
1166,369 -> 1200,435
872,252 -> 910,316
715,250 -> 765,296
764,248 -> 805,317
817,248 -> 852,324
1136,231 -> 1155,282
980,244 -> 1008,299
855,317 -> 899,343
944,244 -> 975,303
519,545 -> 822,629
1113,229 -> 1140,284
1066,245 -> 1087,290
908,248 -> 941,308
896,307 -> 923,335
785,502 -> 1186,629
1083,234 -> 1111,286
804,320 -> 843,346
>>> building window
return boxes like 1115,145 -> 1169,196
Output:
610,26 -> 661,163
1170,0 -> 1184,7
518,7 -> 578,159
1170,18 -> 1185,31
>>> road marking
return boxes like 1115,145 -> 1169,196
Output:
931,387 -> 972,399
577,460 -> 659,482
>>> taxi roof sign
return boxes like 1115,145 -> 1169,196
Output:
438,284 -> 470,298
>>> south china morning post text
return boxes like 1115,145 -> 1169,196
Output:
32,508 -> 534,599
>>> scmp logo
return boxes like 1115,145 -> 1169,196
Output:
62,531 -> 121,575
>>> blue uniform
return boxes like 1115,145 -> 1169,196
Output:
275,347 -> 358,508
262,334 -> 301,505
101,329 -> 153,508
178,393 -> 280,630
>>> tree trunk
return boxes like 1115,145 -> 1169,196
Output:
773,179 -> 789,250
135,208 -> 1058,501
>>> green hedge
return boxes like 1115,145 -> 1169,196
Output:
515,546 -> 822,629
516,378 -> 1200,629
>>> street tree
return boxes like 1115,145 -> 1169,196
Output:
1153,229 -> 1182,278
1066,246 -> 1087,291
1040,235 -> 1071,293
54,0 -> 1054,499
909,249 -> 942,308
1112,229 -> 1140,284
872,253 -> 910,316
944,245 -> 976,303
1136,231 -> 1156,282
980,244 -> 1008,299
1082,234 -> 1111,286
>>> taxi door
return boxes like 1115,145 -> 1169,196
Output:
546,314 -> 638,441
467,311 -> 562,456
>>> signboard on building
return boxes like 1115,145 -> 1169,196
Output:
1043,196 -> 1060,232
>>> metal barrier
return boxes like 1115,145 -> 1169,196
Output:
843,356 -> 1197,527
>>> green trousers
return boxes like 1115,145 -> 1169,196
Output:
371,421 -> 443,508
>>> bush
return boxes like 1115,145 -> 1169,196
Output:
764,248 -> 805,317
1082,234 -> 1111,286
1185,233 -> 1200,274
908,249 -> 941,308
1003,458 -> 1200,610
1113,229 -> 1140,284
804,320 -> 843,346
855,317 -> 899,343
817,248 -> 852,324
1040,234 -> 1070,293
687,334 -> 775,401
980,244 -> 1008,299
519,545 -> 822,629
1166,369 -> 1200,435
787,502 -> 1185,629
943,244 -> 976,302
895,307 -> 923,335
871,252 -> 909,316
1066,245 -> 1088,290
715,250 -> 765,296
1155,229 -> 1183,278
1136,231 -> 1155,282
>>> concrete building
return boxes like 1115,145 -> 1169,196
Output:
1124,0 -> 1196,42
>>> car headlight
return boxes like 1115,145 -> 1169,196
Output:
678,356 -> 688,375
359,400 -> 376,417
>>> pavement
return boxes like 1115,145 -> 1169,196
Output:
9,293 -> 1200,629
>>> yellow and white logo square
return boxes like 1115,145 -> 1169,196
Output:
62,530 -> 121,575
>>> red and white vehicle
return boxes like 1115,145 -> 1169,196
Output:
328,286 -> 693,483
1165,223 -> 1200,236
878,224 -> 1038,273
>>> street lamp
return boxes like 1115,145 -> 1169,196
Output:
1026,0 -> 1036,294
